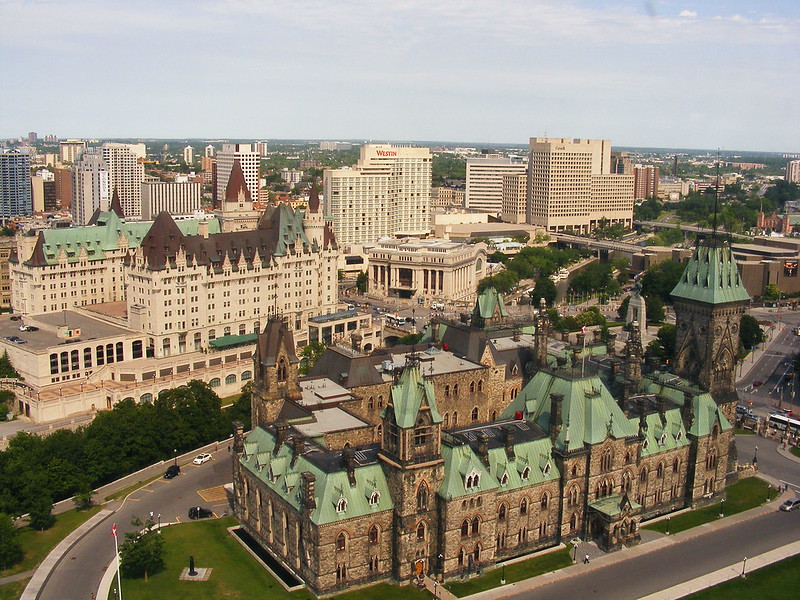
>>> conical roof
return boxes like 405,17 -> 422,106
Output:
308,182 -> 321,212
225,159 -> 252,202
671,239 -> 750,305
109,188 -> 125,218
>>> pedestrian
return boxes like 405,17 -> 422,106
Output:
583,553 -> 590,564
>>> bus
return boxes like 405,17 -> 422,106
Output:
767,413 -> 800,436
385,315 -> 402,327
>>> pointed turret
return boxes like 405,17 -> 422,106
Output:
308,182 -> 321,213
225,159 -> 252,203
109,188 -> 125,219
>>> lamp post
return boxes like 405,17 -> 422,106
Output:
665,516 -> 670,536
173,449 -> 177,466
719,498 -> 724,519
500,563 -> 506,585
157,513 -> 161,533
741,556 -> 747,578
754,445 -> 759,465
571,539 -> 580,563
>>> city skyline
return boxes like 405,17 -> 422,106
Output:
2,0 -> 799,153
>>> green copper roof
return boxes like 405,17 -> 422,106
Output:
475,287 -> 507,319
639,409 -> 690,457
439,444 -> 497,499
239,427 -> 394,525
671,243 -> 750,305
589,494 -> 641,517
27,210 -> 220,266
502,371 -> 638,451
209,332 -> 258,349
386,364 -> 442,429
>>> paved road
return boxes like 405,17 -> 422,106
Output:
39,450 -> 233,600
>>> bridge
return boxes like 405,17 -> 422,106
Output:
634,221 -> 754,239
550,232 -> 644,254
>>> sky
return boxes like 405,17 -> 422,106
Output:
1,0 -> 798,152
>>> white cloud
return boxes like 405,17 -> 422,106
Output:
679,10 -> 697,18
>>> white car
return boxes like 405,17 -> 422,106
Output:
192,453 -> 212,465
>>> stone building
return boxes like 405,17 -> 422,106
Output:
233,236 -> 747,596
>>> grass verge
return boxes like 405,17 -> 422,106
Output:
644,477 -> 773,535
0,579 -> 28,600
683,554 -> 800,599
0,505 -> 102,579
791,446 -> 800,459
734,427 -> 755,435
445,548 -> 572,598
111,517 -> 430,600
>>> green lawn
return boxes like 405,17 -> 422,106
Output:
445,548 -> 572,598
790,446 -> 800,459
683,554 -> 800,599
734,427 -> 755,435
644,477 -> 773,535
0,579 -> 27,600
109,517 -> 430,600
0,505 -> 102,579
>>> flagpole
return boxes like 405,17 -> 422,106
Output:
112,523 -> 123,600
581,327 -> 587,377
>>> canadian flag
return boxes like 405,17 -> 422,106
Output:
111,523 -> 117,537
581,326 -> 586,335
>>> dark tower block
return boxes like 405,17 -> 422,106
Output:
671,238 -> 750,408
251,317 -> 303,428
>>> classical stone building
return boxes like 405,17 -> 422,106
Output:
233,236 -> 747,596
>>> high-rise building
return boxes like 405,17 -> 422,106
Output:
611,151 -> 633,174
254,141 -> 269,157
465,156 -> 527,214
0,149 -> 32,221
633,165 -> 659,200
204,144 -> 216,158
101,143 -> 145,219
215,143 -> 260,210
54,167 -> 73,210
141,180 -> 202,220
31,171 -> 57,213
501,173 -> 528,224
71,150 -> 110,225
323,144 -> 431,247
787,160 -> 800,184
526,138 -> 634,234
28,132 -> 38,145
183,145 -> 194,165
59,139 -> 87,164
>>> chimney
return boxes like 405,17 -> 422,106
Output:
682,390 -> 695,429
593,328 -> 602,343
301,472 -> 317,510
571,348 -> 581,368
657,397 -> 667,425
198,220 -> 209,239
290,436 -> 305,466
275,423 -> 290,453
232,421 -> 244,454
513,328 -> 521,342
477,432 -> 490,463
611,361 -> 621,378
561,331 -> 570,342
502,425 -> 515,460
607,332 -> 618,353
636,396 -> 647,435
343,447 -> 357,487
549,393 -> 564,442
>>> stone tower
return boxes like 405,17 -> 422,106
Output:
251,317 -> 303,428
671,237 -> 750,405
303,183 -> 325,249
378,358 -> 444,582
533,297 -> 549,369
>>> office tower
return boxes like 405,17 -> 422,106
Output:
323,144 -> 431,246
254,141 -> 269,157
54,167 -> 73,210
101,143 -> 145,219
501,173 -> 528,224
183,145 -> 194,165
526,138 -> 634,234
31,171 -> 57,213
71,150 -> 110,225
204,144 -> 215,158
28,132 -> 38,145
787,160 -> 800,184
633,165 -> 659,200
465,157 -> 527,214
214,143 -> 260,210
611,151 -> 633,174
59,139 -> 87,164
141,180 -> 202,220
0,149 -> 32,220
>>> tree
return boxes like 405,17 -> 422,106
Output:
640,261 -> 686,304
0,513 -> 22,570
227,383 -> 252,431
28,495 -> 55,531
119,516 -> 165,581
396,333 -> 423,346
617,296 -> 630,321
646,295 -> 666,323
531,277 -> 557,307
763,282 -> 781,301
650,324 -> 677,359
299,342 -> 326,375
739,314 -> 764,350
356,271 -> 368,294
0,352 -> 21,379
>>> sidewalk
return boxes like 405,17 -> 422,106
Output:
462,490 -> 797,600
737,321 -> 786,383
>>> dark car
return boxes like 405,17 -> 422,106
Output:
9,316 -> 20,321
164,464 -> 181,479
753,381 -> 763,387
188,506 -> 213,520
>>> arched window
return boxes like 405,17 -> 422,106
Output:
277,358 -> 287,381
414,418 -> 429,447
453,384 -> 459,397
471,517 -> 480,535
673,458 -> 680,473
622,471 -> 632,493
445,385 -> 451,397
498,503 -> 507,521
369,525 -> 379,544
572,464 -> 578,476
416,522 -> 426,541
225,374 -> 236,385
224,326 -> 231,336
336,532 -> 347,551
471,407 -> 479,422
640,467 -> 648,483
478,380 -> 484,392
568,485 -> 579,507
491,411 -> 497,421
541,492 -> 549,509
336,498 -> 348,513
657,463 -> 664,479
458,547 -> 466,566
444,413 -> 449,428
600,448 -> 613,472
139,393 -> 153,405
711,424 -> 719,440
461,520 -> 470,538
368,396 -> 374,409
241,370 -> 252,381
500,472 -> 509,486
377,395 -> 384,408
470,381 -> 476,394
369,491 -> 380,506
209,378 -> 221,388
473,544 -> 481,563
417,482 -> 429,511
521,497 -> 528,515
706,448 -> 718,470
522,466 -> 530,480
452,411 -> 458,426
570,512 -> 578,531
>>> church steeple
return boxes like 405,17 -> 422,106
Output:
671,237 -> 750,404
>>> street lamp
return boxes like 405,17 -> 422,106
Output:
500,563 -> 506,585
754,445 -> 758,465
665,516 -> 670,536
719,498 -> 724,519
173,449 -> 177,466
741,556 -> 748,579
157,513 -> 161,533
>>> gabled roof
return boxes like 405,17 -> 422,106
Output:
671,240 -> 750,305
386,364 -> 442,429
257,318 -> 299,368
473,287 -> 507,321
109,188 -> 125,218
225,159 -> 252,202
439,444 -> 497,499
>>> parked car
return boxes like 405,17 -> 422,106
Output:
752,381 -> 763,388
164,464 -> 181,479
192,453 -> 212,465
3,336 -> 19,341
780,498 -> 800,512
12,339 -> 27,344
18,325 -> 38,332
9,316 -> 20,321
736,405 -> 755,419
188,506 -> 214,520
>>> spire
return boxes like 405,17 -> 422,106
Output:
308,182 -> 321,213
225,159 -> 252,202
109,188 -> 125,219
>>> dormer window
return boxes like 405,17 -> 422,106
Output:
336,497 -> 348,513
465,470 -> 481,491
543,462 -> 551,476
676,431 -> 683,442
500,472 -> 509,486
369,491 -> 380,506
659,433 -> 667,446
522,466 -> 531,480
642,438 -> 649,450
